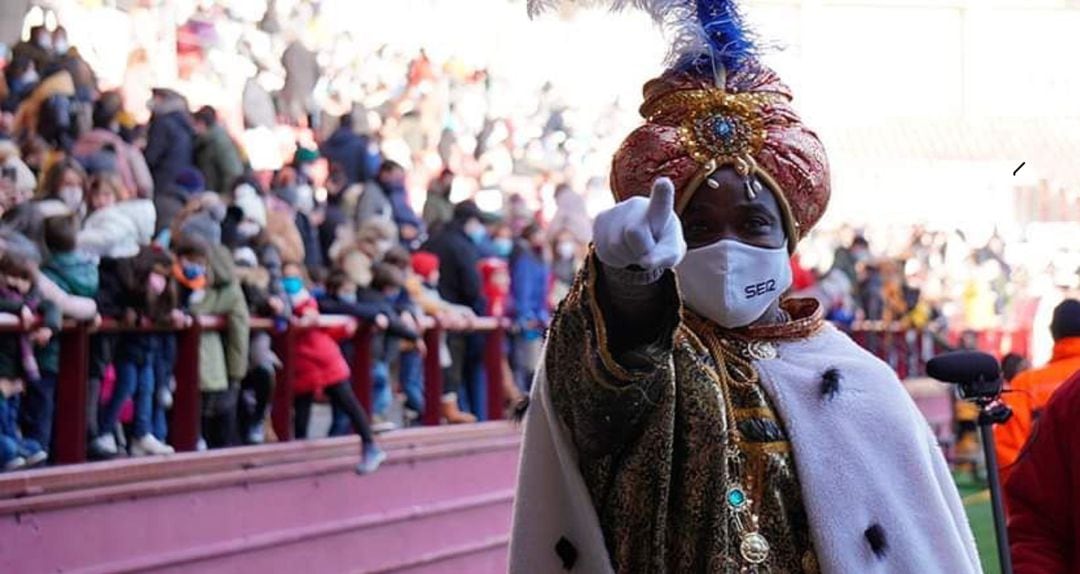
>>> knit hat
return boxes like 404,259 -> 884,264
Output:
411,251 -> 440,280
233,183 -> 268,228
1051,299 -> 1080,340
175,168 -> 206,194
179,211 -> 222,245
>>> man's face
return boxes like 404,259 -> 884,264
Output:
679,167 -> 786,250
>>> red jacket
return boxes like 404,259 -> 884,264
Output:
291,296 -> 351,394
1005,371 -> 1080,573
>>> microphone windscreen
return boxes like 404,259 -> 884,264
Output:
926,351 -> 1001,385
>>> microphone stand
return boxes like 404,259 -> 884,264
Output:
972,397 -> 1013,574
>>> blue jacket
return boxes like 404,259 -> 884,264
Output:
319,128 -> 380,184
144,108 -> 196,192
510,243 -> 550,338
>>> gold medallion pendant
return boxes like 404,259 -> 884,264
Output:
740,532 -> 770,564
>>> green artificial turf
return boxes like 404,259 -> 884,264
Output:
954,470 -> 1001,574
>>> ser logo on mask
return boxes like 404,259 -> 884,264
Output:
744,279 -> 778,299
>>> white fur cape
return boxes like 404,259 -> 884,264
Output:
509,323 -> 982,573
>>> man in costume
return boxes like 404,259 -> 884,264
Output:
510,1 -> 981,572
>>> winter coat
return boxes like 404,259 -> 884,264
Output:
319,127 -> 380,185
37,273 -> 96,320
143,96 -> 196,192
153,184 -> 191,235
1005,371 -> 1080,573
0,286 -> 60,379
422,192 -> 454,235
195,124 -> 244,195
12,71 -> 74,142
353,182 -> 394,230
11,41 -> 53,78
96,249 -> 176,366
42,251 -> 99,298
382,182 -> 424,233
72,128 -> 154,198
995,336 -> 1080,479
422,223 -> 484,313
510,244 -> 550,334
185,246 -> 250,391
295,211 -> 324,271
79,199 -> 156,260
291,295 -> 351,394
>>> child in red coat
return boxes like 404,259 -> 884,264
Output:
282,262 -> 385,474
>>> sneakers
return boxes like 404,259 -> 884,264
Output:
18,439 -> 47,467
246,421 -> 266,445
3,456 -> 26,472
91,433 -> 119,456
370,416 -> 398,434
130,434 -> 175,457
356,444 -> 387,475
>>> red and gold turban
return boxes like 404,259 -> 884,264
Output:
611,61 -> 830,250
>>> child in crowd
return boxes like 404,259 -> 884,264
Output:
0,229 -> 58,468
232,246 -> 284,444
282,261 -> 386,474
93,246 -> 177,457
406,251 -> 477,424
39,214 -> 98,453
171,235 -> 249,449
379,247 -> 427,423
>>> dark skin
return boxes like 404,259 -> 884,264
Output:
601,167 -> 789,354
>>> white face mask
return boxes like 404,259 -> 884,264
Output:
60,185 -> 83,210
237,221 -> 261,240
556,241 -> 576,260
675,239 -> 792,329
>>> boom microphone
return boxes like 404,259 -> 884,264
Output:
926,351 -> 1002,400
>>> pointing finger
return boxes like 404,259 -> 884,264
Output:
646,177 -> 675,238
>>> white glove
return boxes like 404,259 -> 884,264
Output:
593,177 -> 686,280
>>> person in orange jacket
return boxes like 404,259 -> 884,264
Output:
995,299 -> 1080,480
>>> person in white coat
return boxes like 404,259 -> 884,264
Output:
511,1 -> 980,572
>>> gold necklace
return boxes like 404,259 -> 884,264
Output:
700,330 -> 775,569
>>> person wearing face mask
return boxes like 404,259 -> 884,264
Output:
12,27 -> 55,80
511,2 -> 979,572
2,57 -> 40,113
281,262 -> 387,474
421,200 -> 490,419
93,246 -> 179,458
37,158 -> 87,219
549,230 -> 581,308
509,223 -> 550,394
374,161 -> 426,250
171,235 -> 250,450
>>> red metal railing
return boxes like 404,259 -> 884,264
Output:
847,321 -> 1032,379
0,313 -> 509,465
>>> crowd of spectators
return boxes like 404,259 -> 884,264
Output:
0,16 -> 597,472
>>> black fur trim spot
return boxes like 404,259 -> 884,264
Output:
820,368 -> 842,401
865,524 -> 888,558
511,396 -> 531,423
555,536 -> 578,570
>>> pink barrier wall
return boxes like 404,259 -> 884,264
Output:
0,424 -> 521,574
